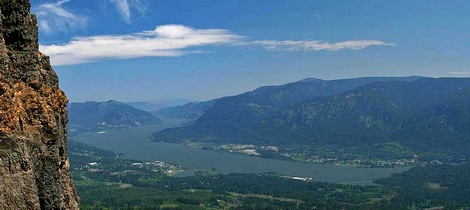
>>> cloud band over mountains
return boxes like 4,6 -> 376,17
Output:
40,24 -> 396,66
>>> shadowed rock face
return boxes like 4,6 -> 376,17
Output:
0,0 -> 79,209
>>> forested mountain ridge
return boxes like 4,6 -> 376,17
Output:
152,99 -> 217,125
152,77 -> 423,124
152,77 -> 470,162
195,76 -> 424,129
68,100 -> 161,134
151,76 -> 425,143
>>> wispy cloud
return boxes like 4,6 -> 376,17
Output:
250,40 -> 396,51
449,71 -> 470,76
40,24 -> 396,66
40,25 -> 242,65
108,0 -> 147,24
35,0 -> 87,34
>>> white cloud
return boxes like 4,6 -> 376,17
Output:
35,0 -> 87,34
109,0 -> 147,24
40,25 -> 242,65
40,24 -> 396,66
250,40 -> 396,51
449,71 -> 470,76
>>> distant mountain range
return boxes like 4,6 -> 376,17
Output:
125,98 -> 193,112
153,77 -> 423,124
68,100 -> 161,134
123,102 -> 168,112
151,99 -> 217,125
151,77 -> 470,161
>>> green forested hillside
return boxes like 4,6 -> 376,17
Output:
68,100 -> 161,135
191,77 -> 423,132
152,78 -> 470,162
375,162 -> 470,207
152,99 -> 217,125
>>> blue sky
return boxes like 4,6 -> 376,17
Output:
32,0 -> 470,102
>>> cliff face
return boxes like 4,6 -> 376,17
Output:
0,0 -> 79,209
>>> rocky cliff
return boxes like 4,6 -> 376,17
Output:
0,0 -> 79,209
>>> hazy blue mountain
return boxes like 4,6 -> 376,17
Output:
151,77 -> 424,141
187,76 -> 424,131
152,99 -> 217,125
125,98 -> 193,112
265,78 -> 470,149
124,102 -> 167,112
151,77 -> 470,160
68,100 -> 161,134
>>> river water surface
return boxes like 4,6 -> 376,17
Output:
72,122 -> 410,184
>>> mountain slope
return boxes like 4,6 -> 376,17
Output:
190,77 -> 424,134
152,76 -> 424,142
152,77 -> 470,160
267,78 -> 470,148
68,100 -> 161,134
124,101 -> 167,112
152,99 -> 217,125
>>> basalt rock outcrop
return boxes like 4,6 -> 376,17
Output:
0,0 -> 79,209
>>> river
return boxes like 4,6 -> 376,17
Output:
71,122 -> 410,184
